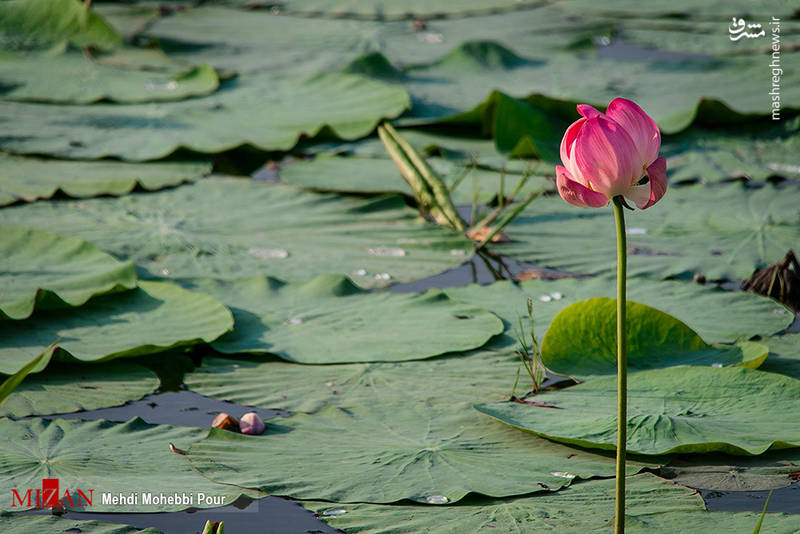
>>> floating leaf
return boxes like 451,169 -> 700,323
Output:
277,0 -> 546,18
0,72 -> 409,160
146,6 -> 385,76
445,277 -> 792,348
304,128 -> 539,174
142,5 -> 796,135
0,226 -> 136,320
0,342 -> 54,411
0,417 -> 260,512
186,274 -> 503,363
144,5 -> 606,76
185,349 -> 520,413
307,473 -> 800,533
0,178 -> 473,287
0,0 -> 121,51
615,17 -> 800,56
0,154 -> 210,206
188,400 -> 660,504
0,280 -> 232,374
399,44 -> 799,133
761,334 -> 800,380
280,154 -> 548,204
0,52 -> 219,104
0,361 -> 158,418
477,366 -> 800,455
557,0 -> 797,20
662,118 -> 800,184
541,298 -> 768,380
492,183 -> 800,282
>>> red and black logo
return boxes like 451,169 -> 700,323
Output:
11,478 -> 94,508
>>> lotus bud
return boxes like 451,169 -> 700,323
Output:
556,98 -> 666,210
211,413 -> 240,432
240,412 -> 265,435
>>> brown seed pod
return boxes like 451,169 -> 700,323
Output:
742,250 -> 800,312
211,413 -> 241,433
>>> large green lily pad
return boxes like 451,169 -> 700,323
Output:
0,226 -> 136,320
144,5 -> 608,76
541,298 -> 768,380
477,366 -> 800,455
145,6 -> 384,76
0,280 -> 233,375
0,361 -> 158,418
558,0 -> 797,19
445,277 -> 792,348
279,154 -> 548,204
615,17 -> 800,57
185,349 -> 520,413
0,72 -> 409,160
0,513 -> 163,534
493,182 -> 800,281
307,474 -> 800,533
0,178 -> 473,287
186,274 -> 503,363
0,417 -> 260,512
0,0 -> 121,51
142,5 -> 797,134
398,44 -> 799,132
277,0 -> 544,18
188,400 -> 660,504
0,153 -> 210,206
662,117 -> 800,184
0,51 -> 219,104
304,128 -> 538,174
761,334 -> 800,379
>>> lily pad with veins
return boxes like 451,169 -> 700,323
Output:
187,399 -> 661,504
477,366 -> 800,455
0,178 -> 474,287
184,274 -> 504,364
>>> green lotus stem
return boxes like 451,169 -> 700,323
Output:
498,168 -> 505,208
474,189 -> 539,250
377,125 -> 446,227
612,195 -> 628,534
380,123 -> 466,231
474,172 -> 530,229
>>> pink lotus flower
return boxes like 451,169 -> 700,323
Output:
556,98 -> 667,209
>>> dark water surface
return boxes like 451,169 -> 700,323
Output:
24,496 -> 341,534
701,483 -> 800,514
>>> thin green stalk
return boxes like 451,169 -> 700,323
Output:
511,366 -> 521,398
474,190 -> 540,250
471,174 -> 479,226
752,489 -> 773,534
612,196 -> 627,534
447,161 -> 473,194
474,172 -> 530,229
498,167 -> 505,208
